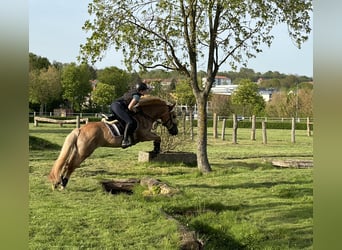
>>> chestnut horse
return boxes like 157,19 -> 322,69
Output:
48,97 -> 178,190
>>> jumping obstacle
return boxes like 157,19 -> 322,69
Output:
138,151 -> 197,165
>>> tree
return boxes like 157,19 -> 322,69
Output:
210,94 -> 232,116
29,66 -> 62,114
231,79 -> 265,116
173,79 -> 196,108
91,82 -> 116,112
258,78 -> 281,89
297,88 -> 313,117
266,87 -> 312,118
265,91 -> 289,117
61,63 -> 93,112
29,53 -> 51,71
80,0 -> 312,172
97,66 -> 131,98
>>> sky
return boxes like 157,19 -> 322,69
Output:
29,0 -> 313,77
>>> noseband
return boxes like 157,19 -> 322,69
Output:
162,111 -> 178,135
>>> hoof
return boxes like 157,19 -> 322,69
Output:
51,182 -> 60,190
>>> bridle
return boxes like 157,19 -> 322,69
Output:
138,105 -> 178,135
161,110 -> 178,135
162,112 -> 173,128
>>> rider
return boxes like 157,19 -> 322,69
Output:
110,81 -> 150,148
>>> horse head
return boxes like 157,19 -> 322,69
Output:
138,97 -> 179,135
161,103 -> 178,136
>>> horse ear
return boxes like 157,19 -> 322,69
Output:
169,103 -> 176,111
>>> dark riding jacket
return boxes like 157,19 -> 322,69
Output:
116,90 -> 143,108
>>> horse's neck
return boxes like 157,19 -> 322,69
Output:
140,106 -> 163,120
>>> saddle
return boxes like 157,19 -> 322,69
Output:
101,113 -> 125,137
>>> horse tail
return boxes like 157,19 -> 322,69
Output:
48,128 -> 79,186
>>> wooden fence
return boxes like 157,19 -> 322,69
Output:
208,114 -> 312,144
34,116 -> 89,128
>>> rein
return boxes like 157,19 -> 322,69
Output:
137,105 -> 173,129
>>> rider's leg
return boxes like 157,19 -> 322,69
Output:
111,102 -> 136,148
122,119 -> 137,148
122,123 -> 133,148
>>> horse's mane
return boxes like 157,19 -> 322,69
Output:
138,96 -> 170,107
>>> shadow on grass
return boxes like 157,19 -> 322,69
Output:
29,135 -> 61,150
163,203 -> 247,249
224,154 -> 313,160
78,168 -> 189,179
192,221 -> 246,250
180,180 -> 312,191
164,202 -> 244,216
256,206 -> 313,249
164,199 -> 312,249
29,129 -> 72,134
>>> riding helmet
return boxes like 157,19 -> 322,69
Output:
136,82 -> 149,91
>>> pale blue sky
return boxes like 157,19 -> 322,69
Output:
29,0 -> 313,77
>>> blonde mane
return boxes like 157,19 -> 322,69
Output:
138,96 -> 169,107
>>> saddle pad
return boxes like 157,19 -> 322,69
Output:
104,122 -> 121,137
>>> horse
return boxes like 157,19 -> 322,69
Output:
48,97 -> 178,190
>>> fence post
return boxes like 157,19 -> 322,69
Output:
232,114 -> 238,144
262,121 -> 267,144
306,117 -> 311,136
221,119 -> 226,140
251,114 -> 256,141
33,112 -> 38,126
182,109 -> 186,136
189,107 -> 194,141
76,115 -> 80,128
213,113 -> 218,138
291,117 -> 296,143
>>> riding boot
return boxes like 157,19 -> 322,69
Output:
122,124 -> 133,149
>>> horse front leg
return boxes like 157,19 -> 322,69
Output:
152,140 -> 161,154
149,133 -> 161,155
137,131 -> 161,155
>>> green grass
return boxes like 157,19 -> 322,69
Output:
29,123 -> 313,249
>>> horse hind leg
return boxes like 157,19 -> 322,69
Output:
49,129 -> 79,190
58,148 -> 92,190
58,165 -> 70,190
58,156 -> 81,190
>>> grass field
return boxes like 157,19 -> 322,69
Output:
29,123 -> 313,249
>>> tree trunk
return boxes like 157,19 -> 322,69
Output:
39,103 -> 44,116
196,97 -> 212,172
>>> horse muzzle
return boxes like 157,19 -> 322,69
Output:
168,125 -> 178,135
